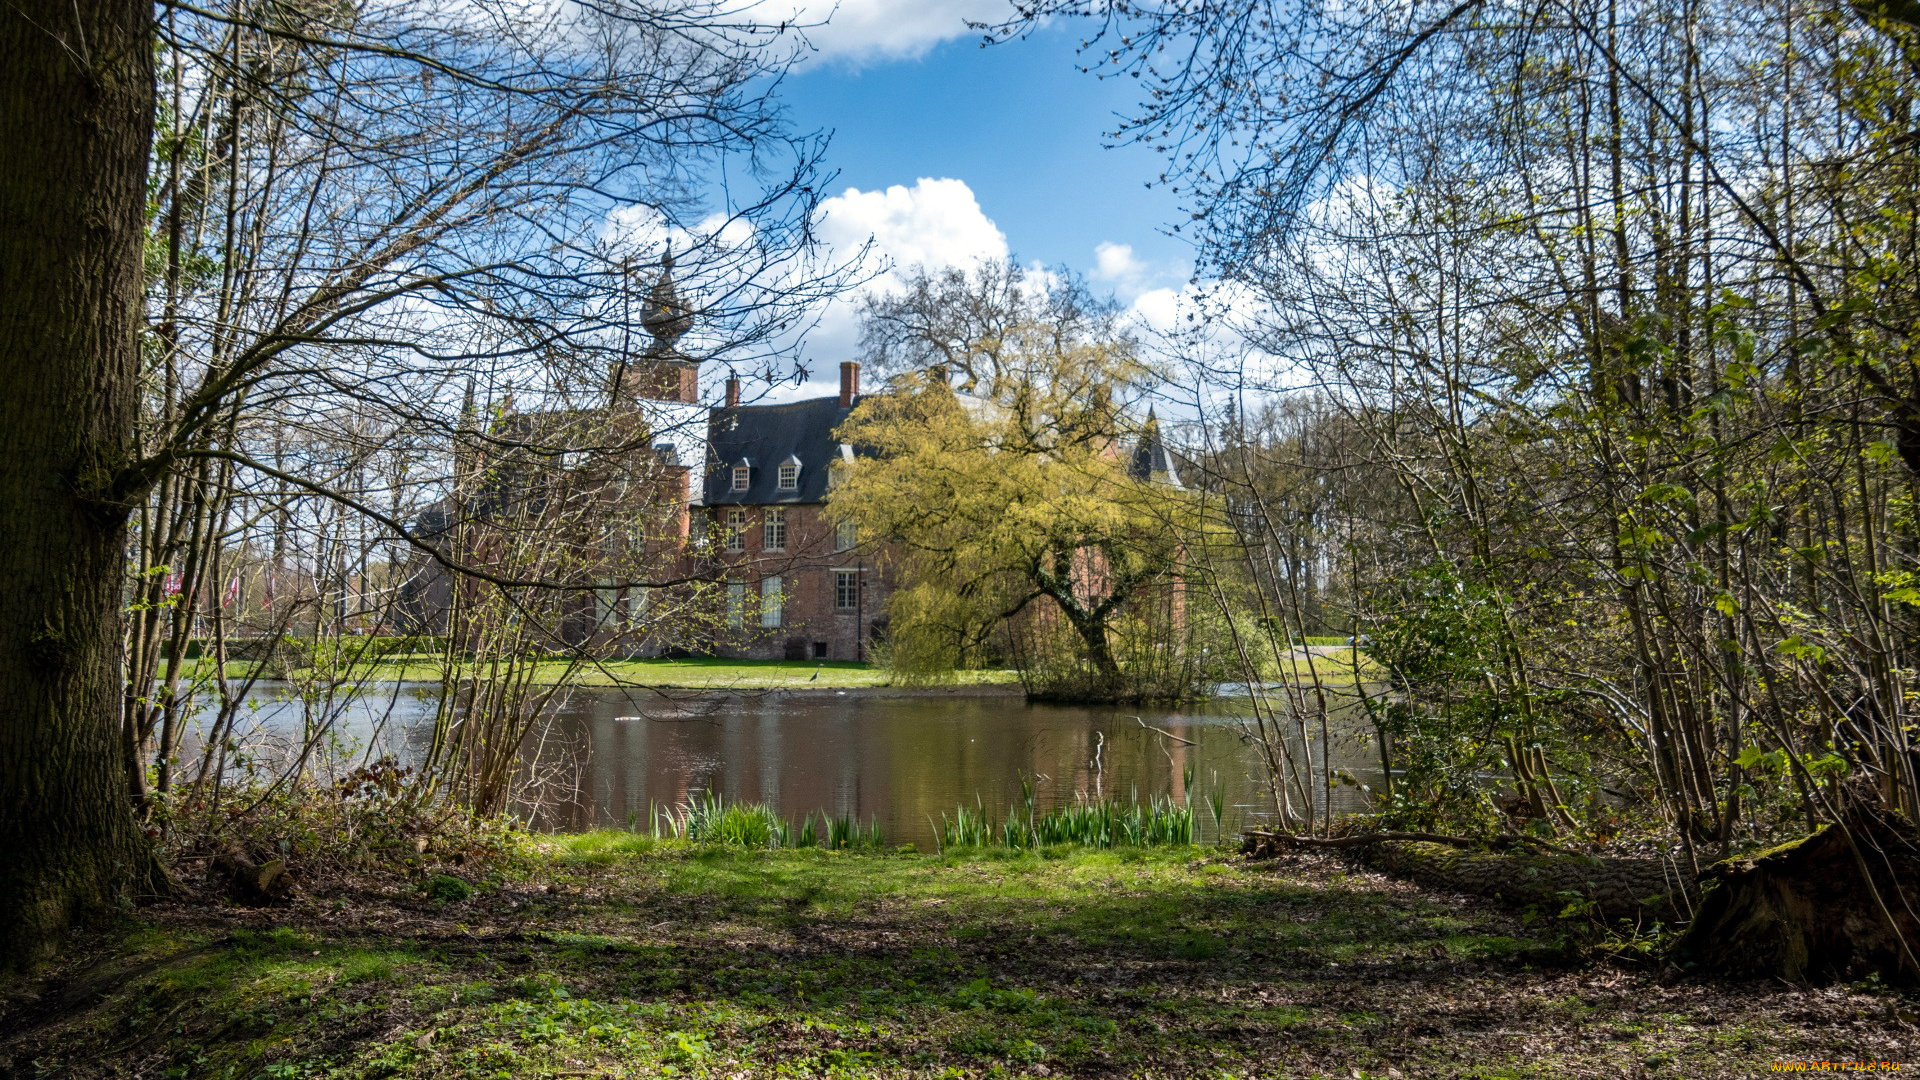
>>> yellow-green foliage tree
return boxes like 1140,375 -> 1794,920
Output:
831,345 -> 1212,701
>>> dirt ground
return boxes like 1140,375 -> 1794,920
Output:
2,837 -> 1914,1079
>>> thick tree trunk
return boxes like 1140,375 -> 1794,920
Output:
0,0 -> 156,969
1357,840 -> 1694,922
1074,612 -> 1123,688
1673,807 -> 1920,986
1243,832 -> 1695,922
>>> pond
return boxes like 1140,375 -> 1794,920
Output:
185,682 -> 1384,849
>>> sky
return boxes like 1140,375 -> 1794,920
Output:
740,1 -> 1204,398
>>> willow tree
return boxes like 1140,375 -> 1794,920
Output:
832,345 -> 1212,702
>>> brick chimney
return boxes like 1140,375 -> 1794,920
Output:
839,361 -> 860,408
725,376 -> 740,408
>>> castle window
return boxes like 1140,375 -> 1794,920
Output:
762,507 -> 786,552
760,576 -> 784,628
835,570 -> 859,611
731,462 -> 750,491
724,508 -> 746,553
777,462 -> 799,490
594,580 -> 620,628
726,581 -> 746,628
834,520 -> 857,552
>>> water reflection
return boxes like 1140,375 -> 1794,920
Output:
185,684 -> 1383,849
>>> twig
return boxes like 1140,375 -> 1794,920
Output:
1132,715 -> 1197,746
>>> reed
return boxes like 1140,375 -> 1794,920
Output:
648,793 -> 885,850
940,785 -> 1198,851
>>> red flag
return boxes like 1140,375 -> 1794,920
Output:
163,570 -> 182,596
222,577 -> 240,607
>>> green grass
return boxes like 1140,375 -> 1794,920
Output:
939,788 -> 1199,850
652,791 -> 889,850
1258,645 -> 1382,684
175,655 -> 1022,690
9,844 -> 1898,1079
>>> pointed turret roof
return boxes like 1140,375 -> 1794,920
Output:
1129,408 -> 1182,488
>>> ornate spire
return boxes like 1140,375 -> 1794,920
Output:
641,246 -> 693,352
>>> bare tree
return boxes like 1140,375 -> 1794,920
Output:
2,0 -> 852,967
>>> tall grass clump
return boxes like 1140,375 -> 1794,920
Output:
941,783 -> 1200,851
650,793 -> 885,850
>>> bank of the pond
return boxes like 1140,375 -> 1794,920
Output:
182,656 -> 1027,690
5,843 -> 1911,1078
181,649 -> 1378,691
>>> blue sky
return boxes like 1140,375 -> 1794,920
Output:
710,3 -> 1210,390
781,23 -> 1190,278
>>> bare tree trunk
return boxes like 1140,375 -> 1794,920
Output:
0,0 -> 156,968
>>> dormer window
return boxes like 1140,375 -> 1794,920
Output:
777,455 -> 801,491
730,459 -> 751,491
828,443 -> 855,490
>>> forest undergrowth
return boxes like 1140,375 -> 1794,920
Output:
2,834 -> 1914,1079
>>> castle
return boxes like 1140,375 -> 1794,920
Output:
402,256 -> 1180,664
401,255 -> 893,661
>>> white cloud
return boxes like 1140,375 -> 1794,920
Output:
771,0 -> 1015,65
597,178 -> 1007,403
1124,277 -> 1266,337
776,177 -> 1007,390
1125,286 -> 1187,335
601,205 -> 755,257
815,177 -> 1008,278
1091,241 -> 1148,292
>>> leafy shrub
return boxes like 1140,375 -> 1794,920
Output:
159,756 -> 522,889
424,874 -> 473,902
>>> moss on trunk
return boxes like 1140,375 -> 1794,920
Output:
1673,807 -> 1920,986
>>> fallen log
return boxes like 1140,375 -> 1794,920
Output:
209,846 -> 293,907
1242,830 -> 1694,921
1242,829 -> 1482,853
1672,806 -> 1920,987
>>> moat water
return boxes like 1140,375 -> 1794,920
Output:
186,682 -> 1381,848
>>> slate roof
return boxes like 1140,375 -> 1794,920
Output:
703,395 -> 856,505
1128,413 -> 1183,489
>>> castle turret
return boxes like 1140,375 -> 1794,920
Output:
613,249 -> 701,404
1129,409 -> 1182,488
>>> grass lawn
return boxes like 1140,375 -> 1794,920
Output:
6,842 -> 1911,1078
182,656 -> 1022,690
1253,646 -> 1382,686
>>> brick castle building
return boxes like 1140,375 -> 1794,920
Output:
402,257 -> 1184,665
403,258 -> 894,661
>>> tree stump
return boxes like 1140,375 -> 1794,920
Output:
1673,808 -> 1920,986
